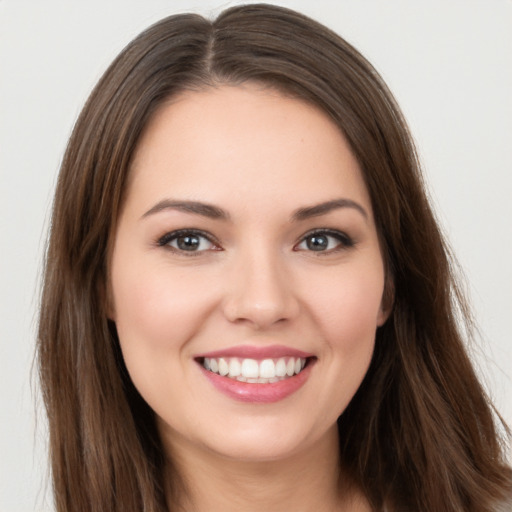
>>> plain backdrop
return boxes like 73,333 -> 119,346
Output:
1,1 -> 511,510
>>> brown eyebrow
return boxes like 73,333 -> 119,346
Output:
141,200 -> 230,220
292,198 -> 368,222
141,197 -> 368,222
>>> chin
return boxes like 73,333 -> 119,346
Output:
196,415 -> 337,464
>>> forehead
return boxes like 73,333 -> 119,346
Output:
126,84 -> 372,218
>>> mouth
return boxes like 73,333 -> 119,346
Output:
199,356 -> 310,383
194,345 -> 316,403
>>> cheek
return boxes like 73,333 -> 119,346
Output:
310,270 -> 383,415
110,257 -> 218,412
310,268 -> 385,344
110,255 -> 212,362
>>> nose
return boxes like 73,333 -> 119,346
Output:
222,247 -> 300,329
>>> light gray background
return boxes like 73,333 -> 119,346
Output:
1,1 -> 511,510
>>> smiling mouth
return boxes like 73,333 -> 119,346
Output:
199,356 -> 311,384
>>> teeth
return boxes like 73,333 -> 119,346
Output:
241,359 -> 259,378
218,358 -> 229,376
286,359 -> 295,376
203,356 -> 307,381
260,359 -> 275,379
275,358 -> 287,377
228,359 -> 241,377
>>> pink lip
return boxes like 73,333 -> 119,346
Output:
199,364 -> 314,403
196,345 -> 316,403
195,344 -> 314,360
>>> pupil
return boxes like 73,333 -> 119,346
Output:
178,235 -> 200,251
307,235 -> 328,251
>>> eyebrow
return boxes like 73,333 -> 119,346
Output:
292,198 -> 368,222
141,200 -> 230,220
141,197 -> 368,222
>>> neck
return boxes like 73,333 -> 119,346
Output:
162,425 -> 369,512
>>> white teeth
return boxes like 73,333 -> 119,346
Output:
228,358 -> 241,377
286,359 -> 295,376
218,358 -> 229,376
275,358 -> 287,377
260,359 -> 276,379
202,356 -> 307,382
241,359 -> 259,378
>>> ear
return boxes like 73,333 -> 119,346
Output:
377,273 -> 394,326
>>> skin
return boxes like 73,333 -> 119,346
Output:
109,84 -> 388,511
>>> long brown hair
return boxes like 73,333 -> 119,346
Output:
37,4 -> 512,511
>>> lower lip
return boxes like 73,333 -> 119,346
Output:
199,362 -> 314,403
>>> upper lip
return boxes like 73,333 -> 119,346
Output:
195,344 -> 314,360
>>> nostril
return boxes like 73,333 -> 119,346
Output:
221,271 -> 300,328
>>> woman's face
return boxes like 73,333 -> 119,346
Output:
110,84 -> 389,463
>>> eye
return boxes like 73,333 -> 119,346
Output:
295,229 -> 354,253
157,229 -> 219,254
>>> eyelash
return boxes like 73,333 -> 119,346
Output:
157,229 -> 220,256
295,229 -> 355,254
156,228 -> 354,256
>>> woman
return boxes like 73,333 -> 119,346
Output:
37,4 -> 512,511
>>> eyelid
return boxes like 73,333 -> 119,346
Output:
294,228 -> 354,253
157,228 -> 221,254
156,227 -> 353,255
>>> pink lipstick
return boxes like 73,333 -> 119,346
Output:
195,345 -> 315,403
